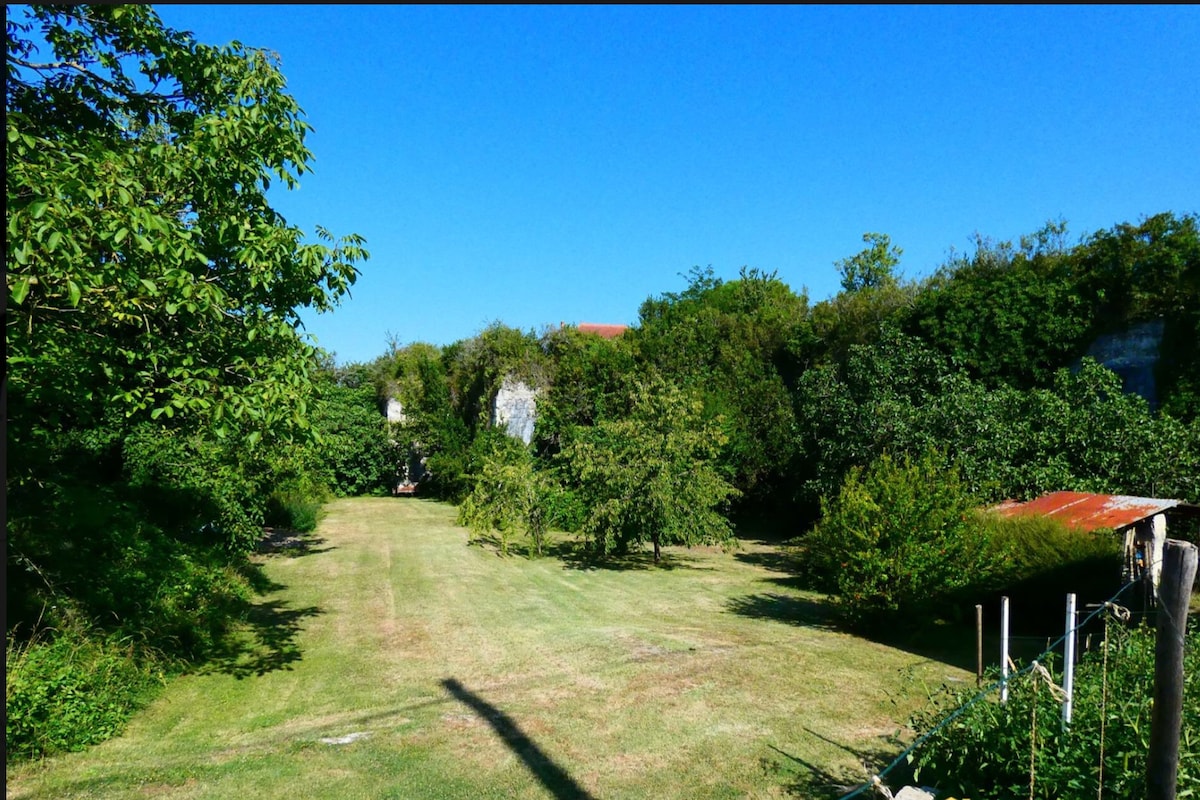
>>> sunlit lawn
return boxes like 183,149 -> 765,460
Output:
6,498 -> 973,799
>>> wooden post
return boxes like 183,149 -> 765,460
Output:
976,604 -> 984,688
1000,596 -> 1010,704
1062,593 -> 1076,725
1147,539 -> 1198,800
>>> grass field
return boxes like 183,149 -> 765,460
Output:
5,498 -> 974,799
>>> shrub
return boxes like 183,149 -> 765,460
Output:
264,491 -> 324,533
458,442 -> 548,557
6,630 -> 163,761
804,450 -> 1003,629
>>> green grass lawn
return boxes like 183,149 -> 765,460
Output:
6,498 -> 973,799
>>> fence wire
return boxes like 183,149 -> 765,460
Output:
836,573 -> 1151,799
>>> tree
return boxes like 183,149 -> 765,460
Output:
458,441 -> 549,557
836,232 -> 901,293
6,5 -> 367,439
563,377 -> 739,563
5,4 -> 366,646
631,266 -> 809,509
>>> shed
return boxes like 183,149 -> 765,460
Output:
993,491 -> 1200,596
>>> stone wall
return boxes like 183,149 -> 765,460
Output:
492,376 -> 540,445
1084,318 -> 1164,408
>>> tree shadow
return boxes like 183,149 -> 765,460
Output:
194,560 -> 323,679
257,528 -> 336,557
200,599 -> 322,679
733,548 -> 806,577
441,678 -> 596,800
726,576 -> 980,671
535,537 -> 712,572
725,586 -> 837,630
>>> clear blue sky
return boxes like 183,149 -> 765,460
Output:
154,5 -> 1199,365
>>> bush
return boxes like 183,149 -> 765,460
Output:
264,491 -> 324,533
6,630 -> 163,761
308,381 -> 397,497
911,619 -> 1199,798
458,441 -> 548,557
803,450 -> 1003,629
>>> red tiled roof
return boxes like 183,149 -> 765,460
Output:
577,323 -> 627,339
992,491 -> 1195,532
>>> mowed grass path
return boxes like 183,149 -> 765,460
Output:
6,498 -> 971,799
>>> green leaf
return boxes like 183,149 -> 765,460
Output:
28,200 -> 48,219
46,231 -> 63,252
66,280 -> 82,307
10,276 -> 32,305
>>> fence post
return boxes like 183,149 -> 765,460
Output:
1000,596 -> 1010,704
1147,539 -> 1198,800
976,604 -> 984,688
1062,593 -> 1076,725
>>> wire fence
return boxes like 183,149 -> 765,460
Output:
836,573 -> 1154,800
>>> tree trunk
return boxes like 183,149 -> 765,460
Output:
653,535 -> 661,564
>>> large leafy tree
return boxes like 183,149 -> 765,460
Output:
632,267 -> 808,508
6,4 -> 367,438
5,5 -> 367,638
563,377 -> 738,563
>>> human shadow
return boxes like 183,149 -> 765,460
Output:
441,678 -> 596,800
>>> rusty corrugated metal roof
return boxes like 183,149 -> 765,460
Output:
993,491 -> 1190,532
577,323 -> 628,339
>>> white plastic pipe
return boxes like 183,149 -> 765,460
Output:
1063,593 -> 1077,724
1000,595 -> 1010,704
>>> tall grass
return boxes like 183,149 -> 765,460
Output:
6,627 -> 164,760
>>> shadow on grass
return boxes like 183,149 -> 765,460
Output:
733,547 -> 806,577
726,589 -> 836,630
193,560 -> 324,679
256,528 -> 336,558
727,577 -> 979,671
441,678 -> 595,800
467,533 -> 713,572
767,727 -> 907,800
201,599 -> 323,679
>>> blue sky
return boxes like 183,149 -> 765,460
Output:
154,5 -> 1199,365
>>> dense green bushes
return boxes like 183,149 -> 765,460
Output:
6,630 -> 164,760
800,448 -> 1133,632
802,451 -> 999,628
